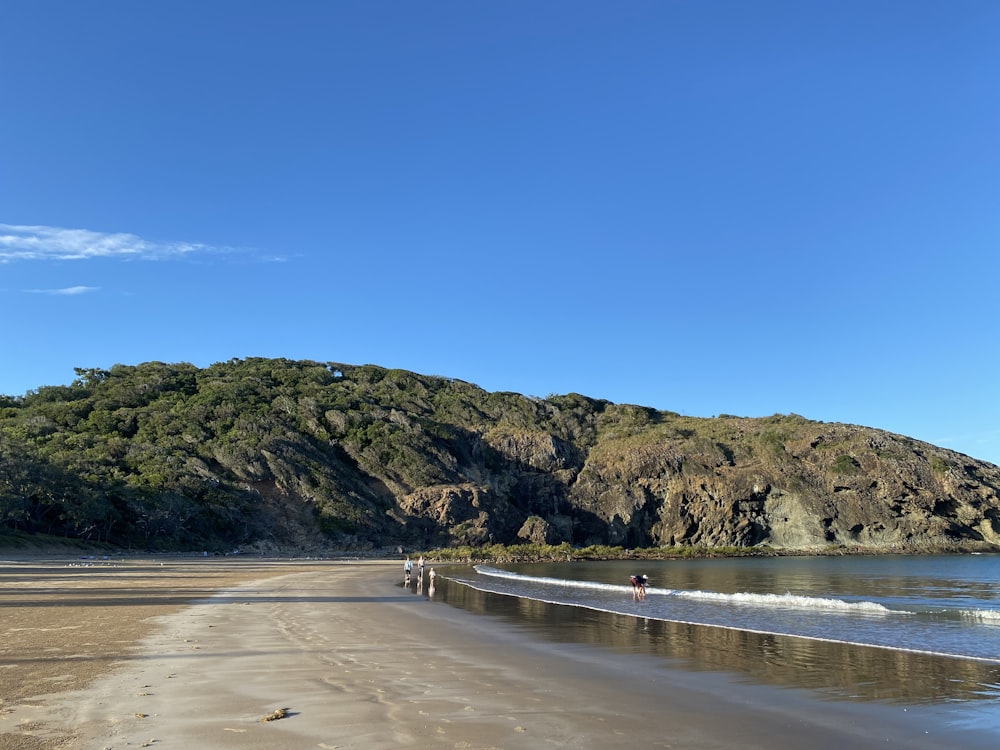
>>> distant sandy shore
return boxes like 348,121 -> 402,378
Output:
1,556 -> 994,750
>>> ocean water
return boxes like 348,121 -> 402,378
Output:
429,555 -> 1000,712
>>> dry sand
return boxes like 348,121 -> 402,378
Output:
1,557 -> 992,750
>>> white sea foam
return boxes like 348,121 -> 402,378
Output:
671,589 -> 899,615
454,574 -> 1000,666
473,565 -> 901,615
474,565 -> 623,592
960,608 -> 1000,625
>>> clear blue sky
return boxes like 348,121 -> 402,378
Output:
2,1 -> 998,465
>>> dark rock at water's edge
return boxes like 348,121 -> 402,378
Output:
1,358 -> 998,554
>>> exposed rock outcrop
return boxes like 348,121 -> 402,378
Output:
2,359 -> 998,553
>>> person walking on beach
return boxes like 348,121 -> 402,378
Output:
417,555 -> 425,579
404,557 -> 413,585
630,574 -> 648,600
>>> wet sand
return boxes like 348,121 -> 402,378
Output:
1,558 -> 994,749
0,556 -> 321,750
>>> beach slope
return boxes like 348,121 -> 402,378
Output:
3,560 -> 993,750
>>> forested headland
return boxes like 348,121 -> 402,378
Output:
2,358 -> 999,555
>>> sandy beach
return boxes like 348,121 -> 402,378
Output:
2,557 -> 995,750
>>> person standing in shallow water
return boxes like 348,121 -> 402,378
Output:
630,574 -> 648,600
403,557 -> 413,585
417,555 -> 425,579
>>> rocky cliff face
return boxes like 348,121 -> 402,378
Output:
3,359 -> 998,553
337,399 -> 1000,553
555,420 -> 1000,551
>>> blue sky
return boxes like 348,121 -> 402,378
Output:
2,1 -> 998,465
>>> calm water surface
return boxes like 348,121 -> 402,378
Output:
426,555 -> 1000,717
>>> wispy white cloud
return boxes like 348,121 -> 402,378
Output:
23,285 -> 101,295
0,223 -> 230,262
935,428 -> 1000,455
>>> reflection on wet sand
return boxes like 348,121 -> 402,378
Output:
438,576 -> 1000,704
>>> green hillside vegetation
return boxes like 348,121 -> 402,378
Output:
2,358 -> 999,554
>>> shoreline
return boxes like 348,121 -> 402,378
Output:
3,559 -> 998,749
